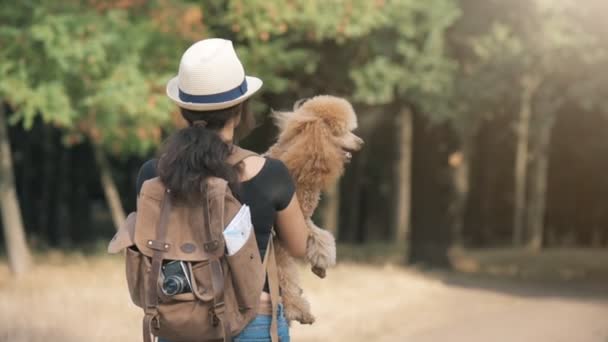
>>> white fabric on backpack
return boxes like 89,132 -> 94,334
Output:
223,205 -> 253,256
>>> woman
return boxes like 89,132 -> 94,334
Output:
136,38 -> 309,342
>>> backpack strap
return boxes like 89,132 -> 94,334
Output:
262,231 -> 280,342
202,182 -> 232,342
226,145 -> 258,166
143,189 -> 172,342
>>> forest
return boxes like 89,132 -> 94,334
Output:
2,0 -> 608,275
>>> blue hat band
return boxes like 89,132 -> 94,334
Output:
178,79 -> 248,104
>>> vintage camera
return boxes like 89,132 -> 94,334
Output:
161,260 -> 192,296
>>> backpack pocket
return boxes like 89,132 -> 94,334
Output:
226,230 -> 264,311
156,296 -> 221,341
125,247 -> 149,308
189,260 -> 215,302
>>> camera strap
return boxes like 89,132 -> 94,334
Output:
143,189 -> 172,342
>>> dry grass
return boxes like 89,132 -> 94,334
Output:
0,252 -> 141,342
1,251 -> 608,342
448,247 -> 608,280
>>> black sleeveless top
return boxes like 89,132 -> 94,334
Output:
135,157 -> 295,261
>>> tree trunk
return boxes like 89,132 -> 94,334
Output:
394,106 -> 413,262
17,125 -> 33,237
0,104 -> 32,275
93,145 -> 125,231
513,75 -> 541,245
480,138 -> 497,244
344,147 -> 368,243
71,146 -> 91,243
526,117 -> 553,251
448,132 -> 473,247
322,181 -> 340,238
56,147 -> 72,247
39,124 -> 56,243
591,226 -> 602,248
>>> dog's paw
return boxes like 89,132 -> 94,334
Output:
285,309 -> 316,325
298,311 -> 316,325
306,222 -> 337,270
283,290 -> 316,325
311,266 -> 326,278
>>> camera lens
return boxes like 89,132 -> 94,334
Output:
162,275 -> 185,296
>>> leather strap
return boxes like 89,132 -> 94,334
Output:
229,144 -> 279,341
202,183 -> 232,342
201,182 -> 224,259
262,232 -> 280,342
226,145 -> 258,166
143,189 -> 172,342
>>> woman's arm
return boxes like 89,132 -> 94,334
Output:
275,194 -> 308,258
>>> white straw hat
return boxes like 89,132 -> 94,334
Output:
166,38 -> 262,111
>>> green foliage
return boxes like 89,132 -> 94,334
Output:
207,0 -> 461,124
204,0 -> 389,98
0,0 -> 464,154
350,0 -> 460,120
3,0 -> 606,156
217,0 -> 387,42
0,1 -> 194,156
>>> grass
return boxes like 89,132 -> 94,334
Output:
448,247 -> 608,280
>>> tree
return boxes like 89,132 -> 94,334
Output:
0,1 -> 194,233
351,0 -> 460,260
0,103 -> 32,275
451,20 -> 526,246
516,0 -> 608,250
459,0 -> 608,249
322,182 -> 340,236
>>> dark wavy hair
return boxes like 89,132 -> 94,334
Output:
157,100 -> 256,202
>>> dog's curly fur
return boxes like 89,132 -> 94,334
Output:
264,95 -> 363,324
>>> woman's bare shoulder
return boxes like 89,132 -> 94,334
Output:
239,155 -> 267,182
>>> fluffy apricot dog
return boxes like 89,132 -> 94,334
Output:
265,95 -> 363,324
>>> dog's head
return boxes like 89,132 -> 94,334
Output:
272,95 -> 363,188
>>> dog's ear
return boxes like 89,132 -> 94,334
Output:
280,114 -> 345,190
269,99 -> 308,131
272,107 -> 319,131
271,110 -> 291,131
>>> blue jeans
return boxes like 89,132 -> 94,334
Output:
235,304 -> 290,342
158,304 -> 290,342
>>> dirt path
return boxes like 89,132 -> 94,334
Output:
0,257 -> 606,342
292,263 -> 608,342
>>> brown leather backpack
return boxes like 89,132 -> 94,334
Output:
108,147 -> 280,342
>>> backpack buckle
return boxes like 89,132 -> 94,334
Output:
145,313 -> 161,331
210,301 -> 225,327
147,240 -> 170,252
152,316 -> 160,330
214,300 -> 225,314
203,240 -> 220,252
209,306 -> 223,327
